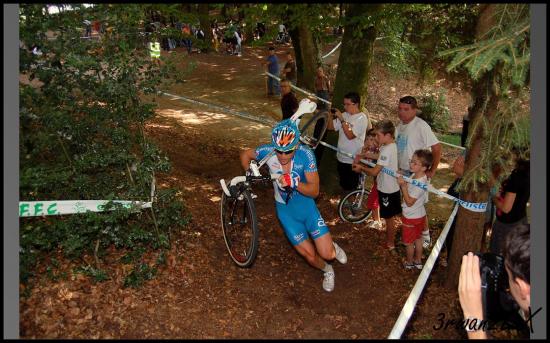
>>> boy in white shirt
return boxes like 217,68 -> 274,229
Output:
354,120 -> 401,253
397,149 -> 433,270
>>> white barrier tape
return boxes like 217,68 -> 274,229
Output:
437,139 -> 465,150
19,200 -> 152,217
317,140 -> 487,212
321,41 -> 342,59
264,72 -> 465,151
159,91 -> 276,126
388,203 -> 459,339
264,71 -> 332,106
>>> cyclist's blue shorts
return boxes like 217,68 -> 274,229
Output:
275,195 -> 329,246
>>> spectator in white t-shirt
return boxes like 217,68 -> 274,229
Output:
397,149 -> 433,270
354,120 -> 401,253
396,95 -> 441,248
327,92 -> 369,193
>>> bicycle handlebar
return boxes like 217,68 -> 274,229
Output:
220,173 -> 280,197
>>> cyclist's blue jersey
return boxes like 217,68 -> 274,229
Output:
255,143 -> 329,246
255,143 -> 317,205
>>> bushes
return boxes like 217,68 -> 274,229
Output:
417,89 -> 451,132
19,4 -> 193,289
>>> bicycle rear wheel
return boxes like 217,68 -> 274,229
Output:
221,190 -> 259,267
299,110 -> 328,150
338,189 -> 372,223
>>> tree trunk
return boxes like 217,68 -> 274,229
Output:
331,3 -> 381,109
198,3 -> 212,53
445,4 -> 499,290
287,6 -> 320,91
411,20 -> 438,86
318,3 -> 382,193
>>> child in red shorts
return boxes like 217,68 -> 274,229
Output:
397,149 -> 433,270
352,129 -> 382,229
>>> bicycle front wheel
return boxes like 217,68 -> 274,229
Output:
338,189 -> 372,223
220,190 -> 259,268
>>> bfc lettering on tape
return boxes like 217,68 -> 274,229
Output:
317,141 -> 488,212
19,200 -> 152,217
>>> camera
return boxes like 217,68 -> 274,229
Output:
475,252 -> 519,322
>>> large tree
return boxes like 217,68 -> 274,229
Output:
331,3 -> 383,108
317,4 -> 383,191
439,4 -> 530,288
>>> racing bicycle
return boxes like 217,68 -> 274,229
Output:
219,99 -> 328,267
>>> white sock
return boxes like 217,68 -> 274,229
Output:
322,263 -> 334,273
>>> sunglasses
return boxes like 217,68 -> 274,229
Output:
275,149 -> 295,155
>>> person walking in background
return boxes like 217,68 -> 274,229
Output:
280,79 -> 299,120
181,23 -> 193,54
312,66 -> 332,165
281,51 -> 297,85
234,27 -> 242,56
327,92 -> 369,193
263,46 -> 280,96
314,66 -> 331,112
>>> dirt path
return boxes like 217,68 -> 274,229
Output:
20,43 -> 469,339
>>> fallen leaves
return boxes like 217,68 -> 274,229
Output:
19,42 -> 470,340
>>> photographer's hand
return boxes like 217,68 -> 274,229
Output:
458,252 -> 487,339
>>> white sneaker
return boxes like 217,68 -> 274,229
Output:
333,242 -> 347,264
323,271 -> 335,292
422,230 -> 431,249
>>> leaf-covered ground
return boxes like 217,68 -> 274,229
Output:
21,41 -> 505,339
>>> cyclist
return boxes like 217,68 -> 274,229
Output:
239,119 -> 347,292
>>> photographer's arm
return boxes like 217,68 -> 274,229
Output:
458,252 -> 488,339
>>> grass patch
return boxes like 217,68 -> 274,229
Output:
436,133 -> 461,147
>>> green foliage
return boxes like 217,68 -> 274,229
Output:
19,4 -> 192,287
380,33 -> 418,77
123,263 -> 157,288
74,265 -> 110,283
436,133 -> 461,147
439,5 -> 529,84
417,90 -> 452,132
368,4 -> 480,78
438,4 -> 530,193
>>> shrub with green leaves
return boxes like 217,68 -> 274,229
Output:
417,90 -> 451,132
19,4 -> 193,287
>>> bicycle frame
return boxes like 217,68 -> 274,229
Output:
353,173 -> 368,206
